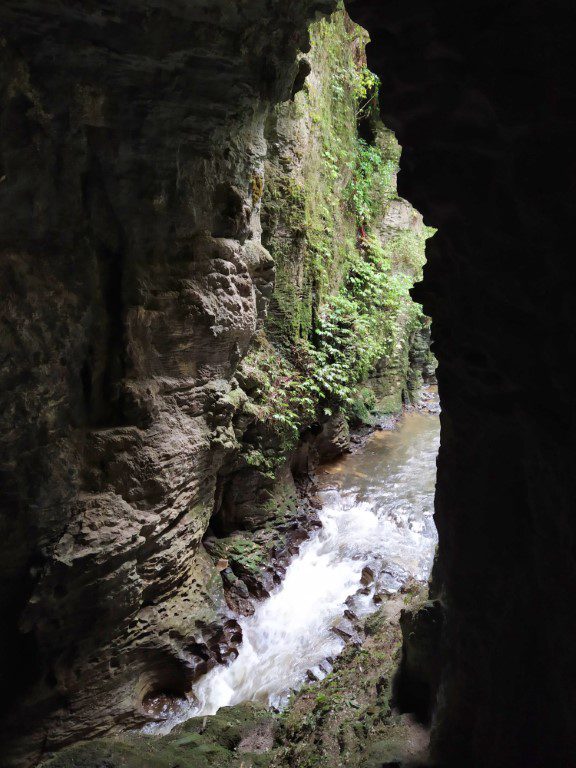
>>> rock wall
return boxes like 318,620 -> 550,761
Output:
0,1 -> 433,763
261,9 -> 434,417
346,1 -> 576,766
0,1 -> 338,763
203,7 -> 435,624
6,0 -> 571,766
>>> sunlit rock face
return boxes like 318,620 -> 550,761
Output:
347,1 -> 576,766
0,1 -> 335,762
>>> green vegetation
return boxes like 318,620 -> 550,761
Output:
40,703 -> 277,768
208,7 -> 435,529
257,5 -> 434,434
310,228 -> 428,411
212,535 -> 266,576
236,334 -> 317,467
346,134 -> 399,228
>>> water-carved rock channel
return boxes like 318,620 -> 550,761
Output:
149,391 -> 440,734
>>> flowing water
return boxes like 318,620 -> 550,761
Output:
147,391 -> 440,731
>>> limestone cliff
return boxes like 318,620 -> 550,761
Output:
261,9 -> 435,417
3,0 -> 575,766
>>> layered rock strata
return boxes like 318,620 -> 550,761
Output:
0,1 -> 439,765
0,1 -> 337,762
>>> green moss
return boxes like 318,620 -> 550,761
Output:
210,3 -> 435,603
262,8 -> 365,347
252,173 -> 264,205
41,704 -> 277,768
236,334 -> 317,471
210,534 -> 266,576
259,7 -> 434,427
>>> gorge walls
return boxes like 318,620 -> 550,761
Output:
0,1 -> 339,762
205,7 -> 435,606
0,3 -> 431,764
3,0 -> 575,766
346,1 -> 576,766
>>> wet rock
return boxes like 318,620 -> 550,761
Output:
395,598 -> 443,724
361,565 -> 375,586
222,573 -> 255,617
374,562 -> 412,595
313,413 -> 351,462
344,608 -> 358,621
319,659 -> 333,676
0,0 -> 342,756
345,593 -> 368,616
331,618 -> 362,646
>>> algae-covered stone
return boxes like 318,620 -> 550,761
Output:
271,589 -> 430,768
41,704 -> 278,768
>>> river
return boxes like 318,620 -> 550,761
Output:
147,389 -> 439,730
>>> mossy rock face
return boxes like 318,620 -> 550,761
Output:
362,735 -> 413,768
40,9 -> 434,768
40,738 -> 233,768
257,5 -> 435,429
207,4 -> 436,588
40,593 -> 430,768
272,590 -> 430,768
41,704 -> 277,768
170,703 -> 278,755
374,390 -> 405,415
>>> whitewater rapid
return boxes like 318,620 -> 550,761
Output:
145,394 -> 439,731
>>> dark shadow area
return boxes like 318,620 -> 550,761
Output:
346,1 -> 576,765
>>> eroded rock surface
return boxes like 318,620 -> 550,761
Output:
0,1 -> 337,762
4,0 -> 572,767
37,587 -> 430,768
1,3 -> 432,764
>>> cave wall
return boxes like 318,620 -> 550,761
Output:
346,1 -> 576,766
0,1 -> 337,763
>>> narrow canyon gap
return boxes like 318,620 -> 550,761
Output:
1,2 -> 575,768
